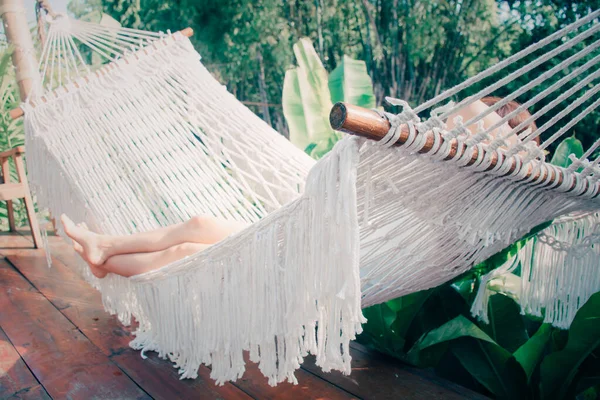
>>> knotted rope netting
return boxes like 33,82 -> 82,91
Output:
18,10 -> 600,385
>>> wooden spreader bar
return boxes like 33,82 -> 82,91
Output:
9,27 -> 194,120
330,102 -> 598,197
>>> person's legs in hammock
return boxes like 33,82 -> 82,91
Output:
73,240 -> 209,278
61,214 -> 246,265
101,242 -> 210,277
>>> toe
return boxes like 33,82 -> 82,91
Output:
61,214 -> 73,229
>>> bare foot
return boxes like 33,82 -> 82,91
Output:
72,241 -> 108,279
72,239 -> 83,254
61,214 -> 112,266
70,224 -> 109,278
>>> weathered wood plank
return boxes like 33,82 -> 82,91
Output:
0,385 -> 50,400
4,234 -> 253,400
0,327 -> 51,400
111,350 -> 252,400
349,342 -> 489,399
227,352 -> 357,400
0,259 -> 150,400
301,342 -> 488,400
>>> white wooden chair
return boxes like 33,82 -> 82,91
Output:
0,146 -> 42,248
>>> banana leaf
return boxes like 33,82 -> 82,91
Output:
329,55 -> 376,108
282,38 -> 334,152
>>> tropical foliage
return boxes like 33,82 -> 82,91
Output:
0,44 -> 29,229
281,36 -> 599,399
282,38 -> 375,158
89,0 -> 599,148
358,231 -> 600,400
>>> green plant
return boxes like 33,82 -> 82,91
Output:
280,40 -> 599,395
358,136 -> 599,399
0,45 -> 28,229
280,40 -> 598,398
282,37 -> 375,158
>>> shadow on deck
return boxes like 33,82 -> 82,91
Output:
0,230 -> 489,399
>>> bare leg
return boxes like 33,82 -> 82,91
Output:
61,214 -> 247,265
101,242 -> 210,277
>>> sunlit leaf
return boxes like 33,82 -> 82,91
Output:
0,43 -> 28,229
550,135 -> 584,168
282,38 -> 334,151
283,69 -> 310,149
408,315 -> 496,359
329,55 -> 376,108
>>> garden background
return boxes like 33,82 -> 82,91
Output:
1,1 -> 599,398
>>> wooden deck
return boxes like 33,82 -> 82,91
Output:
0,230 -> 489,400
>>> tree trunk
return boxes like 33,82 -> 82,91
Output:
1,0 -> 39,101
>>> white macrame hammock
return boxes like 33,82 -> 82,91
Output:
20,11 -> 600,385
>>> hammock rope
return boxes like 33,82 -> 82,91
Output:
414,8 -> 600,113
17,10 -> 600,385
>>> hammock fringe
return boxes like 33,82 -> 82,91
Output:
472,212 -> 600,329
131,137 -> 365,384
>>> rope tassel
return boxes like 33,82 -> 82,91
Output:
472,212 -> 600,329
129,137 -> 365,385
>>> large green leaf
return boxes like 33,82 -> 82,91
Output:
407,315 -> 527,397
540,293 -> 600,399
0,49 -> 13,100
328,55 -> 376,108
407,314 -> 496,366
282,69 -> 309,147
360,302 -> 406,354
514,323 -> 552,382
481,294 -> 529,353
550,135 -> 584,168
388,289 -> 433,338
359,288 -> 441,365
452,339 -> 528,399
408,315 -> 496,358
282,38 -> 334,152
